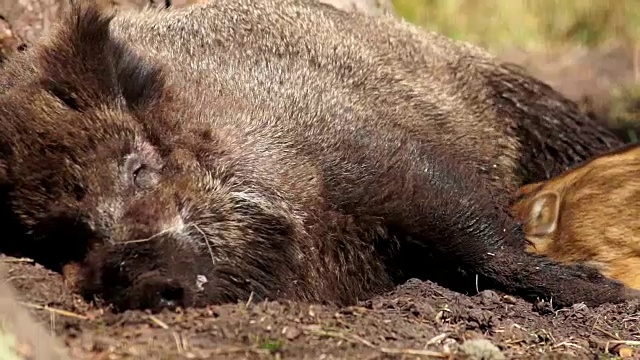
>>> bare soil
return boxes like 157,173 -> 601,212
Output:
5,255 -> 640,360
1,1 -> 639,359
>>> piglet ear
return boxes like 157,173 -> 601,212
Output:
112,43 -> 168,112
527,192 -> 560,236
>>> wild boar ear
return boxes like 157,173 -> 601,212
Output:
112,42 -> 169,112
35,3 -> 168,112
527,192 -> 560,236
35,4 -> 120,110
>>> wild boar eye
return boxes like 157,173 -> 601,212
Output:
124,154 -> 159,190
132,164 -> 159,189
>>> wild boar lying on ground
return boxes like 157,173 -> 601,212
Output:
0,0 -> 632,311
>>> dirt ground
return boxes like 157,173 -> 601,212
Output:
1,1 -> 639,359
4,255 -> 640,360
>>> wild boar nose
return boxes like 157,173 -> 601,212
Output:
135,275 -> 186,313
157,284 -> 185,310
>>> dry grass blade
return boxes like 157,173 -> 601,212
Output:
147,315 -> 186,354
1,258 -> 34,263
594,325 -> 621,340
205,346 -> 271,356
552,341 -> 586,350
17,302 -> 88,320
305,327 -> 449,358
426,333 -> 449,346
147,315 -> 170,330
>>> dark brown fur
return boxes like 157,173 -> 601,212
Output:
512,143 -> 640,290
0,1 -> 634,312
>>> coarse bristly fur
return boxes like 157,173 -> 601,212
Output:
512,143 -> 640,291
0,1 -> 635,312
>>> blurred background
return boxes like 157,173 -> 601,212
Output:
392,0 -> 640,142
1,0 -> 639,141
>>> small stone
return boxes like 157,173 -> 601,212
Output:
284,326 -> 302,340
479,290 -> 499,301
459,339 -> 505,360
